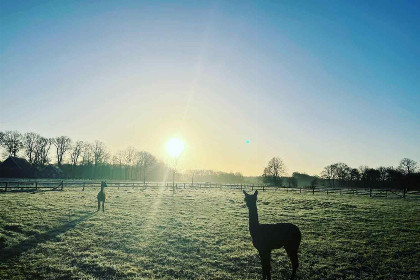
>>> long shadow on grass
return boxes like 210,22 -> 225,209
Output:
0,211 -> 96,262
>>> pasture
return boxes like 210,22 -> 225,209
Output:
0,187 -> 419,279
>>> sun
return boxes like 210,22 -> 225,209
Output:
165,137 -> 185,158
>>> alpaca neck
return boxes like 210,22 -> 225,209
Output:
248,205 -> 259,234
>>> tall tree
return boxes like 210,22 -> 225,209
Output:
124,147 -> 137,179
0,131 -> 23,157
92,140 -> 107,166
52,136 -> 72,166
398,158 -> 418,175
23,132 -> 41,163
33,137 -> 52,166
334,163 -> 351,186
81,143 -> 94,165
321,164 -> 337,187
137,151 -> 157,184
262,157 -> 286,186
70,141 -> 84,166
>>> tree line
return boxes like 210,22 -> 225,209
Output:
0,130 -> 246,183
1,130 -> 418,189
261,157 -> 420,190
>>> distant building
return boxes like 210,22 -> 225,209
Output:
0,157 -> 37,178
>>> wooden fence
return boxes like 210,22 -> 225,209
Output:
0,180 -> 418,199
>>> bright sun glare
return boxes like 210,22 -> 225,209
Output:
165,137 -> 185,158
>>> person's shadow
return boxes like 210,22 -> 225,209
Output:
0,211 -> 96,263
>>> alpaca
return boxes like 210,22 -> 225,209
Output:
243,190 -> 301,280
97,181 -> 106,212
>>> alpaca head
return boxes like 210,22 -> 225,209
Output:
243,190 -> 258,208
101,181 -> 107,190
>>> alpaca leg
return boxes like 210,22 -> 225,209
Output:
285,246 -> 299,280
102,201 -> 105,212
259,250 -> 271,280
258,251 -> 266,279
97,200 -> 100,211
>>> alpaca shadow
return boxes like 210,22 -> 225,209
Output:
0,211 -> 96,263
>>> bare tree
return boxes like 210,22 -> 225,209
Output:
33,137 -> 52,166
378,166 -> 388,182
0,131 -> 23,157
92,140 -> 107,166
52,136 -> 72,166
70,141 -> 84,166
137,151 -> 157,184
23,132 -> 41,163
398,158 -> 418,175
81,143 -> 94,165
321,164 -> 336,187
262,157 -> 286,186
113,150 -> 125,166
123,147 -> 137,179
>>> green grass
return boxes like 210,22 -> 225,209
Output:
0,187 -> 419,279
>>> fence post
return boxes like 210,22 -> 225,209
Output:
35,182 -> 38,191
403,188 -> 407,199
83,183 -> 85,191
61,181 -> 64,190
5,182 -> 8,192
312,187 -> 315,195
386,189 -> 388,197
369,188 -> 372,197
300,187 -> 301,193
252,185 -> 254,191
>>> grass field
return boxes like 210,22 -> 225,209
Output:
0,187 -> 419,280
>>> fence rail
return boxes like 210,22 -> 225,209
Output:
0,180 -> 418,199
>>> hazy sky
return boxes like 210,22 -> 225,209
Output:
1,1 -> 419,176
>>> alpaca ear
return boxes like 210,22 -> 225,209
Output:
254,190 -> 258,196
243,190 -> 248,196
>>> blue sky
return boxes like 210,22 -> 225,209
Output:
1,1 -> 419,175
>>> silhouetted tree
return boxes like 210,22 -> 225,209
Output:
81,143 -> 94,165
23,132 -> 40,163
93,140 -> 107,166
349,168 -> 360,187
398,158 -> 418,175
33,137 -> 52,166
334,163 -> 351,185
52,136 -> 72,166
364,168 -> 381,188
70,141 -> 84,166
0,131 -> 23,157
262,157 -> 286,186
321,164 -> 336,187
